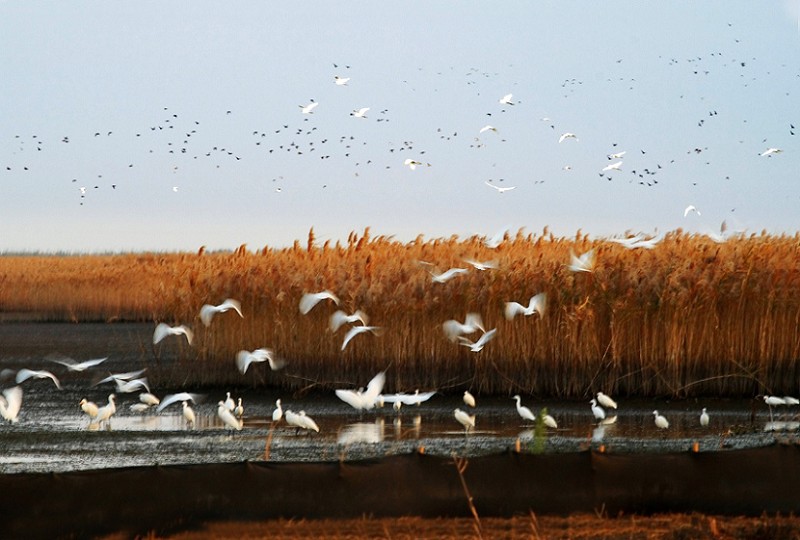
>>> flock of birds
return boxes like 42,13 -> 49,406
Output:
3,282 -> 797,445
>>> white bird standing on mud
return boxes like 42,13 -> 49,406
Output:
200,298 -> 243,327
700,407 -> 709,427
596,392 -> 618,410
0,386 -> 23,423
79,398 -> 99,424
217,401 -> 242,431
234,398 -> 244,418
512,395 -> 536,423
454,408 -> 476,433
299,290 -> 340,314
153,323 -> 193,345
504,293 -> 547,320
182,401 -> 195,428
653,410 -> 669,429
590,399 -> 606,421
285,410 -> 319,433
463,391 -> 476,408
93,394 -> 117,429
272,399 -> 283,422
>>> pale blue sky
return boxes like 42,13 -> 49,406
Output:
1,1 -> 799,252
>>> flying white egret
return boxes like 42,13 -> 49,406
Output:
684,205 -> 701,217
454,408 -> 476,432
272,399 -> 283,422
153,323 -> 193,345
217,401 -> 242,431
700,407 -> 709,426
15,368 -> 62,390
442,312 -> 485,342
48,356 -> 108,372
94,369 -> 146,386
590,399 -> 606,421
155,392 -> 202,413
653,410 -> 669,429
78,398 -> 98,424
334,76 -> 350,86
463,259 -> 497,271
484,181 -> 516,193
114,376 -> 149,394
498,93 -> 514,106
299,290 -> 340,314
760,147 -> 782,157
463,391 -> 476,408
182,401 -> 195,428
0,386 -> 23,423
430,267 -> 469,283
335,371 -> 386,411
285,410 -> 319,433
607,151 -> 626,159
351,107 -> 370,118
200,299 -> 243,327
329,309 -> 369,333
596,392 -> 618,410
234,398 -> 244,418
628,234 -> 662,250
568,249 -> 595,273
607,234 -> 644,248
602,160 -> 623,172
341,325 -> 381,351
479,125 -> 497,134
558,132 -> 578,143
235,348 -> 285,374
458,328 -> 497,352
484,227 -> 509,249
504,292 -> 547,320
512,395 -> 536,423
93,394 -> 117,428
403,158 -> 429,170
300,101 -> 318,114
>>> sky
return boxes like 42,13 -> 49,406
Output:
1,1 -> 799,253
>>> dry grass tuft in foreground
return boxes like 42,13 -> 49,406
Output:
133,513 -> 800,540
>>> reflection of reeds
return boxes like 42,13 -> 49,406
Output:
2,228 -> 800,397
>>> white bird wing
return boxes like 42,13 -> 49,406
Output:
473,328 -> 497,349
335,389 -> 365,409
341,326 -> 379,351
235,350 -> 255,374
94,368 -> 146,386
156,392 -> 202,413
364,372 -> 386,403
153,323 -> 171,344
220,298 -> 243,317
432,267 -> 468,282
15,369 -> 62,390
528,292 -> 547,316
299,290 -> 340,314
504,302 -> 526,320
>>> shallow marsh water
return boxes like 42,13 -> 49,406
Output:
0,322 -> 792,474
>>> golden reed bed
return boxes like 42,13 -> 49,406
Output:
1,228 -> 799,397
